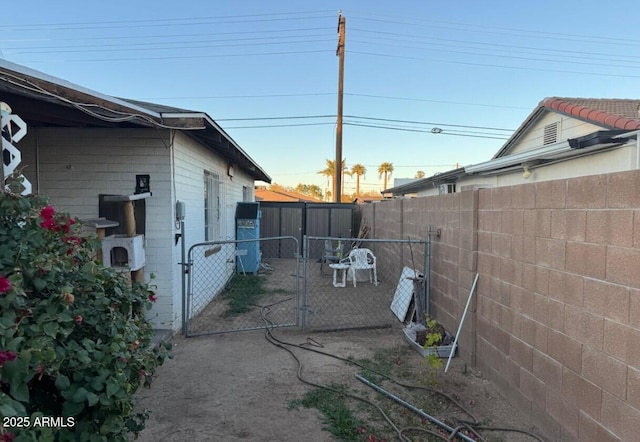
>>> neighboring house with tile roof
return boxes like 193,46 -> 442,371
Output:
255,186 -> 323,202
385,97 -> 640,196
0,58 -> 270,333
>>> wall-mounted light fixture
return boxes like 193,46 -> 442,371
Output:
227,164 -> 235,180
522,165 -> 532,179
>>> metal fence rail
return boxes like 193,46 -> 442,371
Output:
302,236 -> 427,332
185,236 -> 300,337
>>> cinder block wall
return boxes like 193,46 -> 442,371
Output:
358,191 -> 479,364
357,170 -> 640,442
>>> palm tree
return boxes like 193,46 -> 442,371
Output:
350,163 -> 366,197
318,158 -> 350,199
378,162 -> 394,191
415,170 -> 425,179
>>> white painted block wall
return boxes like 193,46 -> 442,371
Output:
171,132 -> 255,329
17,127 -> 257,332
19,127 -> 175,328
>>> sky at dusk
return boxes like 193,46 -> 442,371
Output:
2,1 -> 639,194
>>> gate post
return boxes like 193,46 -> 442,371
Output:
301,235 -> 309,331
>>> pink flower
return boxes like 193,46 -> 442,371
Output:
148,293 -> 157,303
0,431 -> 16,442
0,276 -> 11,294
75,315 -> 83,325
40,205 -> 55,219
39,217 -> 56,231
0,350 -> 17,366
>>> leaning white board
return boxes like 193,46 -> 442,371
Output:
390,267 -> 422,322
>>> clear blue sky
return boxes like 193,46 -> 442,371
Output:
2,1 -> 639,194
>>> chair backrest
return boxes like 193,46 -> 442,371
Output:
324,240 -> 344,258
348,248 -> 375,268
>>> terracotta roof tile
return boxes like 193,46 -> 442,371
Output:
542,97 -> 640,130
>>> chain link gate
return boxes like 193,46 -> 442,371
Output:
185,236 -> 300,337
302,236 -> 427,332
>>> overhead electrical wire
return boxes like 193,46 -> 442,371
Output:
4,33 -> 334,52
63,49 -> 330,63
7,10 -> 639,81
350,27 -> 640,63
218,113 -> 513,139
343,122 -> 509,140
350,39 -> 640,70
350,50 -> 640,79
351,14 -> 640,46
138,91 -> 529,112
5,11 -> 336,32
13,38 -> 334,55
217,113 -> 513,131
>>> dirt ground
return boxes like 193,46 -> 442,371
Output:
135,325 -> 549,442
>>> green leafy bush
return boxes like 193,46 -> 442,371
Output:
0,181 -> 170,441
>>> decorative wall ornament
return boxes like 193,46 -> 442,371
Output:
1,102 -> 32,194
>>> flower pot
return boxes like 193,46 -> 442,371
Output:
403,324 -> 456,358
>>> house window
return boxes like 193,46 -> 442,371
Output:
242,185 -> 249,202
438,183 -> 456,194
204,171 -> 221,241
543,122 -> 559,145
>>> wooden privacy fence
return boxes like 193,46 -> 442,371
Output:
259,202 -> 356,258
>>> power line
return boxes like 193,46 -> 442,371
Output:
134,92 -> 530,112
345,93 -> 529,110
217,114 -> 334,122
350,27 -> 640,62
57,49 -> 330,63
343,122 -> 509,140
5,33 -> 333,52
345,115 -> 513,132
351,14 -> 640,46
13,38 -> 334,55
224,122 -> 334,129
350,39 -> 640,70
350,50 -> 640,79
140,92 -> 335,100
216,113 -> 513,132
5,11 -> 336,32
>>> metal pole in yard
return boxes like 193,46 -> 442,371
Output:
301,235 -> 308,331
356,374 -> 477,442
180,219 -> 187,336
445,273 -> 479,373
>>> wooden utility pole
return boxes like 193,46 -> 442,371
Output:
334,11 -> 346,203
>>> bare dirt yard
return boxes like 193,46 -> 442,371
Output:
135,325 -> 549,442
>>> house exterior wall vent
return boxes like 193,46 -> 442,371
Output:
543,121 -> 559,145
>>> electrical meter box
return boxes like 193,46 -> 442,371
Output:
235,202 -> 261,274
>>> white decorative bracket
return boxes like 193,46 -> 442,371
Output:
1,102 -> 32,195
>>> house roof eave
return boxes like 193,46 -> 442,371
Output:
0,59 -> 272,183
0,59 -> 162,122
466,129 -> 636,175
384,168 -> 466,195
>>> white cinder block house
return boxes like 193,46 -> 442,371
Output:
0,59 -> 271,333
385,98 -> 640,197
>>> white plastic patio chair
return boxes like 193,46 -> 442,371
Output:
339,247 -> 378,287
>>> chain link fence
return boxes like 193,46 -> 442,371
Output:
301,236 -> 427,332
185,236 -> 300,337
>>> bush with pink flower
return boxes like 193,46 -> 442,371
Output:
0,176 -> 169,441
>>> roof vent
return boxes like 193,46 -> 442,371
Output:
543,122 -> 559,145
